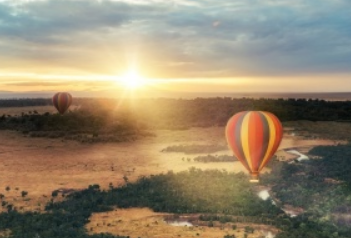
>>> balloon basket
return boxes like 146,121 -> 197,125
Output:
249,178 -> 260,183
249,173 -> 259,183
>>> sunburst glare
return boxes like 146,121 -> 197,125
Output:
120,68 -> 145,89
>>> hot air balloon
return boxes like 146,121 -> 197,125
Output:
225,111 -> 283,182
52,92 -> 72,115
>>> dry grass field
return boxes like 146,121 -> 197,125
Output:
0,106 -> 345,238
86,208 -> 279,238
0,126 -> 338,209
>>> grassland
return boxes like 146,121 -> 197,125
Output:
1,101 -> 351,238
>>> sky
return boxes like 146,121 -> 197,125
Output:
0,0 -> 351,97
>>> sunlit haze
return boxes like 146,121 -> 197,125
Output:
0,0 -> 350,97
119,69 -> 145,89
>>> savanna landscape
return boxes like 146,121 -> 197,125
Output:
1,0 -> 351,236
1,97 -> 351,238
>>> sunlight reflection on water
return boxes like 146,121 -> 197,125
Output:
166,220 -> 193,226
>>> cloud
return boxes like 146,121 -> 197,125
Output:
0,0 -> 350,79
2,80 -> 114,87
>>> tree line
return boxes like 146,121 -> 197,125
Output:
2,97 -> 351,127
2,97 -> 351,142
0,107 -> 150,142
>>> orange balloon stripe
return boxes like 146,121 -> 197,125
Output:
225,112 -> 251,172
258,112 -> 283,171
58,94 -> 68,114
248,112 -> 265,172
257,112 -> 270,168
258,113 -> 277,171
259,113 -> 276,171
270,112 -> 283,157
272,112 -> 283,149
234,113 -> 251,171
241,112 -> 253,170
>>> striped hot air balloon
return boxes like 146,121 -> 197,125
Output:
52,92 -> 72,115
225,111 -> 283,182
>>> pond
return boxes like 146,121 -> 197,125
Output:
166,220 -> 194,227
258,190 -> 270,200
163,215 -> 196,227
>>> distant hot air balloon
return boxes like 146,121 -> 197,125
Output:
225,111 -> 283,182
52,92 -> 72,114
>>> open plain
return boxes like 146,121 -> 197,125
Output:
0,106 -> 344,237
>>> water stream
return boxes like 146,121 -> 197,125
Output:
286,149 -> 309,161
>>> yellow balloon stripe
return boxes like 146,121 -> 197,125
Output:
241,112 -> 253,171
258,112 -> 276,171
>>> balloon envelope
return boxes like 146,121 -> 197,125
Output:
225,111 -> 283,182
52,92 -> 72,114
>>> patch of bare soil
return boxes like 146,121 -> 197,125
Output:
281,205 -> 304,217
0,229 -> 10,238
86,208 -> 276,238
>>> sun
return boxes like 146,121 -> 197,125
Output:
120,69 -> 145,89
